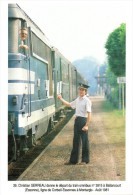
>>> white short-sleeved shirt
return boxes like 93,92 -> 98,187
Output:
70,95 -> 92,117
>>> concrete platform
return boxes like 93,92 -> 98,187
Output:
18,98 -> 118,181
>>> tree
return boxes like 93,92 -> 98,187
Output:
105,23 -> 126,76
105,67 -> 119,107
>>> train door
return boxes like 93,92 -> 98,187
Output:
18,22 -> 32,118
53,52 -> 62,110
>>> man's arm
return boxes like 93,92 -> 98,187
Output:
57,94 -> 71,107
82,112 -> 91,131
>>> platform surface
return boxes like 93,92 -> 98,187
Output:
18,97 -> 118,181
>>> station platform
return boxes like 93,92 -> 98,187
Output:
18,97 -> 118,181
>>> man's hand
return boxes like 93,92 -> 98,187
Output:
57,94 -> 62,100
82,112 -> 91,131
82,125 -> 88,131
19,44 -> 29,50
57,94 -> 71,107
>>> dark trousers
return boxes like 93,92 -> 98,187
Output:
70,117 -> 90,164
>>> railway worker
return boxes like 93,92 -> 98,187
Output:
19,28 -> 29,50
57,83 -> 92,165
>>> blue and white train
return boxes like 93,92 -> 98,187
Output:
8,4 -> 88,161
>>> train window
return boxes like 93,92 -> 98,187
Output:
31,32 -> 48,62
61,61 -> 69,83
31,31 -> 53,97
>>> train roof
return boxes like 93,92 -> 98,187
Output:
52,47 -> 76,69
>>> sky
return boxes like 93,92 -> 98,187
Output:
13,0 -> 131,64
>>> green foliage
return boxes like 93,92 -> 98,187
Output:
104,67 -> 119,108
105,23 -> 126,76
102,98 -> 123,116
102,99 -> 114,112
110,86 -> 119,107
106,67 -> 117,86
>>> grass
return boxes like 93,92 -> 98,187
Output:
101,100 -> 125,180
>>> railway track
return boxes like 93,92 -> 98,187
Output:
8,111 -> 74,181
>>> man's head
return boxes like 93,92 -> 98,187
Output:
78,83 -> 90,97
19,28 -> 28,41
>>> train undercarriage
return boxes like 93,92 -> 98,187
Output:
8,108 -> 72,163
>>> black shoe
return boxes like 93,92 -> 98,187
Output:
64,161 -> 77,165
78,161 -> 88,165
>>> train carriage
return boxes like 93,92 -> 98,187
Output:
8,4 -> 55,160
51,48 -> 78,123
8,4 -> 89,162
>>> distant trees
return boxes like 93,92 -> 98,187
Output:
73,57 -> 99,95
105,23 -> 126,76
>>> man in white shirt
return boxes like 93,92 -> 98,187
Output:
57,83 -> 92,165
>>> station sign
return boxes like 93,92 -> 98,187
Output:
117,77 -> 126,84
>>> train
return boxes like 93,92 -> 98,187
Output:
8,4 -> 88,162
